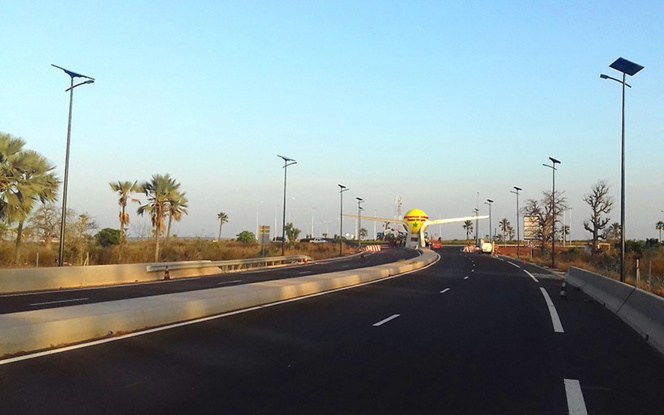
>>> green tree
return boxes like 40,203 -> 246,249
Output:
656,221 -> 664,242
137,174 -> 181,262
217,212 -> 229,240
0,132 -> 26,219
462,220 -> 473,241
96,227 -> 121,247
507,225 -> 515,242
498,218 -> 510,247
165,190 -> 188,240
236,230 -> 256,244
0,134 -> 60,262
284,222 -> 301,243
605,222 -> 621,243
109,180 -> 140,244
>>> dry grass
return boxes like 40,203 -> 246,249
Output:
0,239 -> 352,268
501,245 -> 664,298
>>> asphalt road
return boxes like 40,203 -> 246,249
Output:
2,246 -> 664,414
0,248 -> 418,314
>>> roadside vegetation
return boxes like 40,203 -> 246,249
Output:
0,237 -> 350,268
487,179 -> 664,298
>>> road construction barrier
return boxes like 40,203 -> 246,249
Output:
566,266 -> 664,356
364,245 -> 382,252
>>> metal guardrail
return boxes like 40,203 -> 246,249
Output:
145,255 -> 312,274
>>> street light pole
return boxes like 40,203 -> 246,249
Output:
356,197 -> 364,247
543,157 -> 561,269
473,207 -> 479,245
338,184 -> 349,256
52,64 -> 94,267
511,186 -> 522,259
278,155 -> 296,256
485,199 -> 494,246
601,57 -> 644,283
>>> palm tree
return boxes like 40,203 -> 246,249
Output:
137,174 -> 181,262
0,136 -> 59,262
217,212 -> 229,240
562,225 -> 570,245
507,225 -> 515,242
462,220 -> 473,241
165,190 -> 188,240
109,180 -> 140,243
498,218 -> 510,247
605,222 -> 621,242
0,133 -> 28,220
656,221 -> 664,242
284,222 -> 301,243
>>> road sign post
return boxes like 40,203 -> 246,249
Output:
259,226 -> 270,256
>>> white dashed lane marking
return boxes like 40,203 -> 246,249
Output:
564,379 -> 588,415
373,314 -> 400,327
30,298 -> 88,306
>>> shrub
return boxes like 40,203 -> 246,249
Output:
96,228 -> 121,247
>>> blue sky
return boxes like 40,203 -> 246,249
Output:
2,1 -> 663,241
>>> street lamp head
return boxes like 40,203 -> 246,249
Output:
338,184 -> 346,190
278,155 -> 295,162
514,186 -> 522,191
65,79 -> 95,92
549,156 -> 561,165
486,198 -> 494,203
609,57 -> 644,76
356,197 -> 363,202
600,74 -> 609,79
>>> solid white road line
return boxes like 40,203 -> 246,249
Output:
540,287 -> 564,333
508,262 -> 521,269
217,280 -> 242,285
30,297 -> 89,306
524,270 -> 539,283
564,379 -> 588,415
464,276 -> 469,280
298,271 -> 312,275
373,314 -> 400,327
440,288 -> 451,294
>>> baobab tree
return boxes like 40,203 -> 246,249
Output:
583,180 -> 613,254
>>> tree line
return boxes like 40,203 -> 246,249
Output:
1,132 -> 192,264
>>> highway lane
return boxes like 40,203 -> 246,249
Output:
0,247 -> 418,314
2,246 -> 664,414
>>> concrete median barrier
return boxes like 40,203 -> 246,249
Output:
618,288 -> 664,355
566,267 -> 634,313
566,266 -> 664,356
0,250 -> 437,358
0,262 -> 221,294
